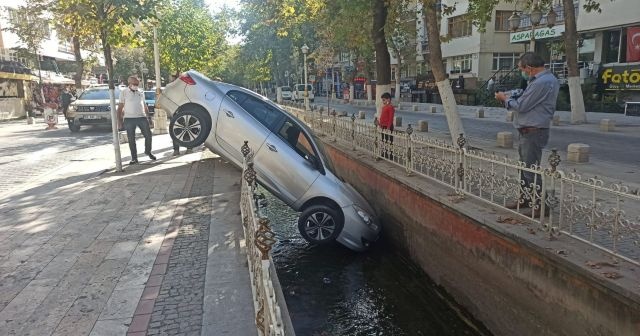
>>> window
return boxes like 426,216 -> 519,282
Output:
495,11 -> 512,31
447,15 -> 472,38
278,119 -> 315,160
227,90 -> 283,130
450,54 -> 472,74
492,53 -> 520,71
8,8 -> 50,39
603,29 -> 624,64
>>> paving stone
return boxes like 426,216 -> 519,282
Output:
89,317 -> 132,336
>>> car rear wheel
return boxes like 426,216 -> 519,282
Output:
298,205 -> 344,245
169,107 -> 211,148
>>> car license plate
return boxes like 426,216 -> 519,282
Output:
84,115 -> 98,119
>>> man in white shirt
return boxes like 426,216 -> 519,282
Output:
118,76 -> 156,164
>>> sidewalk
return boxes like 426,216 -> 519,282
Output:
0,129 -> 256,335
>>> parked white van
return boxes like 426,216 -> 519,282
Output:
292,84 -> 314,102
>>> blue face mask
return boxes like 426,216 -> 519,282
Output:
521,71 -> 530,81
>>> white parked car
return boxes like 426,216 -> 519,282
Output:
158,70 -> 380,251
281,86 -> 292,100
292,84 -> 314,102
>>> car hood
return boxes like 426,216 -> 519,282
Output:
72,99 -> 117,105
328,172 -> 376,216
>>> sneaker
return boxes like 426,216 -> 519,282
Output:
146,152 -> 157,161
172,150 -> 180,156
129,159 -> 139,165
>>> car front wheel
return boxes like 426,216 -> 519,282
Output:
298,205 -> 344,245
169,107 -> 211,148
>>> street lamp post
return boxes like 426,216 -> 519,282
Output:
529,3 -> 543,52
301,44 -> 309,111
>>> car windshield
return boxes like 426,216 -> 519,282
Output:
78,88 -> 119,100
295,84 -> 313,92
281,87 -> 291,92
293,118 -> 335,174
144,91 -> 155,100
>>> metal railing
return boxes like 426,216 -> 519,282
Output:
284,105 -> 640,265
240,142 -> 293,336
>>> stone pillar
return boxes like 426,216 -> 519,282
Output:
366,85 -> 372,101
394,116 -> 402,127
476,108 -> 485,118
418,120 -> 428,132
412,105 -> 419,111
358,111 -> 366,119
497,131 -> 513,148
506,111 -> 514,122
430,106 -> 437,113
600,119 -> 615,132
276,87 -> 282,103
567,143 -> 590,163
552,115 -> 560,126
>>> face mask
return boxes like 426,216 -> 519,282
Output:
521,71 -> 530,81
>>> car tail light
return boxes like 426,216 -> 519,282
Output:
179,74 -> 196,85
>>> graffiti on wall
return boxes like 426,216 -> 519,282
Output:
0,79 -> 19,98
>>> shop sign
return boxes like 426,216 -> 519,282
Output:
510,25 -> 565,43
600,65 -> 640,91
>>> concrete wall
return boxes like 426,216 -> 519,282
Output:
0,98 -> 26,120
322,142 -> 640,336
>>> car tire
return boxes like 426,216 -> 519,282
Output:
297,204 -> 344,245
169,107 -> 211,148
68,120 -> 80,132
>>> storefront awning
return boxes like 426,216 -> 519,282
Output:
0,71 -> 35,81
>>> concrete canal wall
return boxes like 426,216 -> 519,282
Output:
322,143 -> 640,336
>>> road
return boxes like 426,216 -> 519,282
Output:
311,97 -> 640,167
0,118 -> 115,196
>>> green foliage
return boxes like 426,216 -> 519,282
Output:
152,0 -> 227,76
2,3 -> 50,57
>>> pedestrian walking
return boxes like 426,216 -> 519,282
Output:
495,52 -> 559,217
487,75 -> 496,92
379,92 -> 395,160
118,76 -> 156,165
60,87 -> 73,119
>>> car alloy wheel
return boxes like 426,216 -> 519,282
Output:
169,107 -> 211,148
298,204 -> 343,245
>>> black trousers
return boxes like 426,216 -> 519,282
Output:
124,117 -> 152,159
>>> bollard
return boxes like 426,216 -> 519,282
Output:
567,143 -> 590,163
358,111 -> 366,119
497,131 -> 513,148
552,115 -> 560,126
27,117 -> 35,125
600,119 -> 615,132
394,116 -> 402,127
430,106 -> 437,113
119,131 -> 128,144
506,111 -> 514,122
412,105 -> 419,112
418,120 -> 428,132
476,108 -> 485,118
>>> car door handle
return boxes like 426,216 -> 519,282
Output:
224,109 -> 234,118
266,143 -> 277,152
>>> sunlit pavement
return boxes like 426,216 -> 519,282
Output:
0,118 -> 255,335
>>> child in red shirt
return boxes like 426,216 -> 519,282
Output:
379,92 -> 395,159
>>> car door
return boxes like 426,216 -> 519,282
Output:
216,91 -> 272,165
253,118 -> 321,206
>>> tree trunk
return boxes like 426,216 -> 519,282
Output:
373,0 -> 391,117
562,0 -> 586,124
72,35 -> 84,90
395,50 -> 402,105
423,0 -> 464,143
101,26 -> 122,171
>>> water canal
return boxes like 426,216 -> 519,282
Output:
261,190 -> 492,336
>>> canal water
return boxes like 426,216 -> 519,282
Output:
261,191 -> 492,336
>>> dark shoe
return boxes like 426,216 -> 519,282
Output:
146,152 -> 157,161
129,159 -> 139,165
172,150 -> 180,156
506,199 -> 531,209
185,148 -> 193,154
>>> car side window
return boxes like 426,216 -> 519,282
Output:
227,90 -> 282,129
278,119 -> 315,160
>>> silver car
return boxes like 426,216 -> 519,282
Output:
158,70 -> 380,251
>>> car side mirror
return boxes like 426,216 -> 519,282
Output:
308,155 -> 321,170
